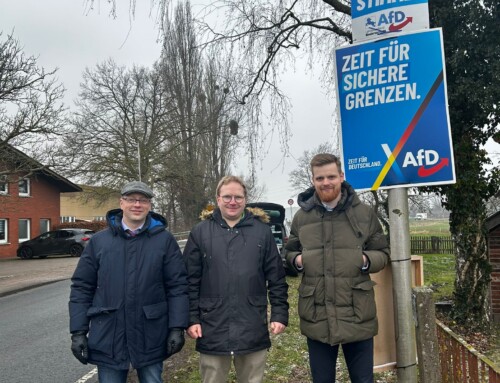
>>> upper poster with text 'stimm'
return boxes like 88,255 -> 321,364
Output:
351,0 -> 429,42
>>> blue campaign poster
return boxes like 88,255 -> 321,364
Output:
334,29 -> 455,190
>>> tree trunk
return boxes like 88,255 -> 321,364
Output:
450,212 -> 491,328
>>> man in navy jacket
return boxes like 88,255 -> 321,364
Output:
69,181 -> 189,383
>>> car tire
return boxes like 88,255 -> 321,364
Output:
70,244 -> 83,257
19,247 -> 33,259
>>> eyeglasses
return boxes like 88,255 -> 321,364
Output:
220,195 -> 245,203
121,197 -> 151,205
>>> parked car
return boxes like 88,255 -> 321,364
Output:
246,202 -> 297,276
17,228 -> 95,259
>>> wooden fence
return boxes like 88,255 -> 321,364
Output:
175,231 -> 456,255
411,235 -> 455,254
437,320 -> 500,382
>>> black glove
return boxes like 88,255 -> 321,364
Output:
71,331 -> 88,364
166,328 -> 185,357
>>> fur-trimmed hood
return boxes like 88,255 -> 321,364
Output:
199,206 -> 270,223
183,202 -> 289,355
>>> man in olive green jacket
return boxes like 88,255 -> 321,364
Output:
285,153 -> 390,383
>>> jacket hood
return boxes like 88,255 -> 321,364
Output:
297,181 -> 358,213
106,208 -> 168,236
199,206 -> 270,224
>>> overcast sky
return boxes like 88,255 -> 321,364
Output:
0,0 -> 337,208
1,0 -> 497,208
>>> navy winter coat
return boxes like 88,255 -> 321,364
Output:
69,209 -> 189,370
184,207 -> 289,355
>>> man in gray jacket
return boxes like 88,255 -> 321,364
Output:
285,154 -> 390,383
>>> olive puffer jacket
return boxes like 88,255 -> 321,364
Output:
183,207 -> 289,355
285,182 -> 389,346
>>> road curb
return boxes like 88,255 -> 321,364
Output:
0,278 -> 70,298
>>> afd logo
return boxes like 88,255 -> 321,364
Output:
365,11 -> 413,36
402,149 -> 450,177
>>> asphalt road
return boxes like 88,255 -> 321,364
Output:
0,280 -> 98,383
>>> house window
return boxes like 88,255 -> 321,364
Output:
18,178 -> 30,197
18,219 -> 30,242
0,219 -> 7,244
0,177 -> 7,195
39,219 -> 50,235
61,216 -> 76,223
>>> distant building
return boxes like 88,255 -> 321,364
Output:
0,145 -> 81,259
487,210 -> 500,322
60,185 -> 119,223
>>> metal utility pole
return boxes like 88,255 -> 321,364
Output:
389,187 -> 418,382
137,142 -> 141,182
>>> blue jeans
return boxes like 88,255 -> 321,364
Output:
307,337 -> 374,383
97,362 -> 163,383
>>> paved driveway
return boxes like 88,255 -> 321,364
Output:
0,256 -> 79,297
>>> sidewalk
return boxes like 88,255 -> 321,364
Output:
0,256 -> 79,297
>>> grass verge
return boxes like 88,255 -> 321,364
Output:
160,275 -> 397,382
421,253 -> 455,301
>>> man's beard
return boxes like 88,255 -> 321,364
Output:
316,186 -> 341,203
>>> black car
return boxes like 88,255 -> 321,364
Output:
17,228 -> 95,259
246,202 -> 297,276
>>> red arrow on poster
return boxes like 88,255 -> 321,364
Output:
389,17 -> 413,32
417,158 -> 450,177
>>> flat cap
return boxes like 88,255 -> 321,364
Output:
121,181 -> 154,199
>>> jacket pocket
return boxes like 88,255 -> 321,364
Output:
248,295 -> 268,325
143,301 -> 168,351
87,306 -> 118,358
87,306 -> 118,317
198,297 -> 223,340
199,297 -> 223,318
298,284 -> 327,323
352,280 -> 377,323
245,295 -> 269,349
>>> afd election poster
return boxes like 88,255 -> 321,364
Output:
335,29 -> 455,191
351,0 -> 429,42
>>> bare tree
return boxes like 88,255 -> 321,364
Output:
83,0 -> 349,165
486,194 -> 500,216
289,142 -> 337,193
243,174 -> 266,203
154,1 -> 245,229
0,32 -> 66,179
63,2 -> 247,231
55,59 -> 174,198
188,0 -> 352,165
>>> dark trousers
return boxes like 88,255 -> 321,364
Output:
307,337 -> 374,383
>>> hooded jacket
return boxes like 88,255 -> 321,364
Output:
285,182 -> 389,346
69,209 -> 189,369
183,207 -> 289,355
